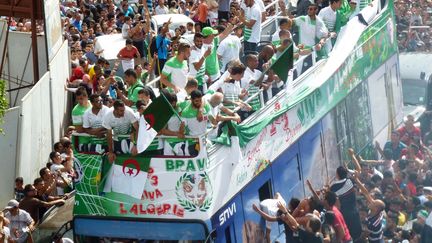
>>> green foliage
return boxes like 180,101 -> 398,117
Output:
0,79 -> 8,133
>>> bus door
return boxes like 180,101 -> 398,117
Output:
211,195 -> 243,243
299,122 -> 328,191
271,142 -> 304,242
240,167 -> 275,242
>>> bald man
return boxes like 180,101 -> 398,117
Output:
257,45 -> 275,71
353,172 -> 385,243
205,92 -> 241,139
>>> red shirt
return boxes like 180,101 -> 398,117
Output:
332,206 -> 351,242
407,181 -> 417,196
118,46 -> 139,59
398,126 -> 421,146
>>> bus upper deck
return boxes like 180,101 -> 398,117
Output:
72,0 -> 403,242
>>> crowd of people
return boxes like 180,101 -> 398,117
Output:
0,135 -> 75,242
254,115 -> 432,243
395,0 -> 432,52
63,0 -> 361,159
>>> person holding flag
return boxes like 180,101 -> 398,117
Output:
136,92 -> 176,154
292,4 -> 329,57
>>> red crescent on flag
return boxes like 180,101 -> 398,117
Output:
122,159 -> 141,177
144,114 -> 155,130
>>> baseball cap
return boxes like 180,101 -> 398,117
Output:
417,209 -> 429,220
5,199 -> 19,209
201,27 -> 218,37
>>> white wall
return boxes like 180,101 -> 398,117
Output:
0,20 -> 48,108
0,107 -> 20,206
49,41 -> 70,140
17,72 -> 53,182
15,41 -> 70,188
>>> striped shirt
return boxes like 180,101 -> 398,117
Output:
366,210 -> 384,243
221,81 -> 241,110
188,47 -> 206,85
241,67 -> 261,111
359,0 -> 372,11
330,178 -> 357,213
318,6 -> 337,32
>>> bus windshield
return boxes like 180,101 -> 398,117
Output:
73,217 -> 207,242
402,79 -> 427,106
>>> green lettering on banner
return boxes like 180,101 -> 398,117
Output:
164,158 -> 208,171
197,158 -> 206,171
166,160 -> 175,171
297,90 -> 322,125
186,160 -> 196,171
175,160 -> 185,169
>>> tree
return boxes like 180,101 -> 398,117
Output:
0,79 -> 8,133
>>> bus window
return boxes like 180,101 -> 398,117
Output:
225,226 -> 232,243
258,180 -> 273,202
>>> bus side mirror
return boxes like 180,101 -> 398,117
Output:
421,72 -> 426,80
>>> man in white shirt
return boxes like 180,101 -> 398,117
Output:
103,100 -> 139,161
240,0 -> 262,54
189,33 -> 211,92
4,200 -> 35,243
293,3 -> 329,52
240,54 -> 263,118
241,0 -> 266,20
83,94 -> 110,153
216,25 -> 242,72
155,0 -> 169,15
121,16 -> 132,39
318,0 -> 342,52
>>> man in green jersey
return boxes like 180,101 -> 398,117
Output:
160,42 -> 191,93
201,22 -> 237,83
180,90 -> 217,137
71,87 -> 92,151
117,69 -> 143,108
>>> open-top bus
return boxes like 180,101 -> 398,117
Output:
71,0 -> 403,242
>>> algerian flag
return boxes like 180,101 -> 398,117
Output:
137,94 -> 176,153
102,155 -> 151,199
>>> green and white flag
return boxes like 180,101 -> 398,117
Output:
269,43 -> 293,83
137,94 -> 176,153
102,156 -> 151,199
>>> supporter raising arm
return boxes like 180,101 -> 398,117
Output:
277,202 -> 324,243
353,172 -> 386,243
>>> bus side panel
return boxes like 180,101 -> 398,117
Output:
270,142 -> 304,242
211,195 -> 244,243
299,122 -> 328,191
346,81 -> 374,156
367,62 -> 390,148
240,167 -> 274,242
321,112 -> 343,177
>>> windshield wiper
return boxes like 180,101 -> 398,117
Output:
404,102 -> 421,106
